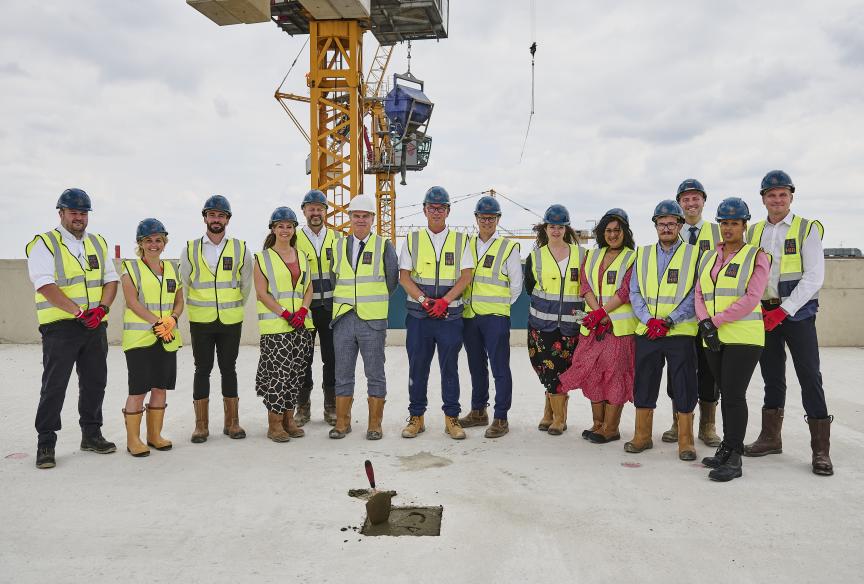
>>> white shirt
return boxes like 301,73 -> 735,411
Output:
178,234 -> 254,302
302,225 -> 328,254
351,233 -> 372,268
757,212 -> 825,317
398,227 -> 475,271
201,235 -> 227,273
27,224 -> 120,290
475,235 -> 524,303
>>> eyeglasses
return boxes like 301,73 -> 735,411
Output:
425,205 -> 449,214
655,222 -> 680,231
476,216 -> 498,223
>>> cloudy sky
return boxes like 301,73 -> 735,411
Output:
2,0 -> 863,258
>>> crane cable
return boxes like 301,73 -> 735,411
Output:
276,36 -> 310,94
519,0 -> 537,163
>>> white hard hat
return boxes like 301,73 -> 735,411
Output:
348,195 -> 376,214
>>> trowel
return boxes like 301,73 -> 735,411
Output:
364,459 -> 393,525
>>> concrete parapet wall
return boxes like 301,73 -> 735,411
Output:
1,258 -> 862,346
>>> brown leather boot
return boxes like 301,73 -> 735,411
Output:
145,405 -> 172,451
538,394 -> 553,431
744,408 -> 783,457
547,394 -> 568,436
401,415 -> 425,438
282,409 -> 305,438
677,411 -> 697,461
698,401 -> 721,447
329,396 -> 354,439
123,409 -> 150,457
191,398 -> 209,444
267,410 -> 291,442
485,418 -> 509,438
661,410 -> 678,443
458,408 -> 489,428
582,401 -> 606,439
445,415 -> 466,440
223,397 -> 246,439
624,408 -> 654,453
588,403 -> 624,444
295,402 -> 311,427
366,397 -> 385,440
807,416 -> 834,476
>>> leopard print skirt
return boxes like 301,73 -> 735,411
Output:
255,329 -> 314,414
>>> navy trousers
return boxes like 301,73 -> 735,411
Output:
634,335 -> 698,413
667,334 -> 718,403
406,315 -> 463,417
463,315 -> 512,420
760,315 -> 828,418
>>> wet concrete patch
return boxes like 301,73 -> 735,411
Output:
397,451 -> 452,471
361,506 -> 443,537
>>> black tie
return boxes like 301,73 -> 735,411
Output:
355,240 -> 366,269
688,226 -> 698,245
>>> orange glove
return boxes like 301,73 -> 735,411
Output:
152,316 -> 177,343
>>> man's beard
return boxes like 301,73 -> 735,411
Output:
207,223 -> 225,234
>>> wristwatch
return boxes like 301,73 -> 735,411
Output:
417,295 -> 426,303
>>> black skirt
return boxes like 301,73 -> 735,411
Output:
125,342 -> 177,395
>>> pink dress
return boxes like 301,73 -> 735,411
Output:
559,257 -> 635,406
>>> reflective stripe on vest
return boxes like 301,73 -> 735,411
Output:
463,236 -> 518,319
255,249 -> 315,334
634,243 -> 699,337
698,244 -> 764,346
296,228 -> 340,303
579,247 -> 638,337
528,244 -> 585,336
332,234 -> 390,321
25,230 -> 108,325
186,238 -> 246,324
122,259 -> 182,352
406,229 -> 467,320
747,215 -> 824,302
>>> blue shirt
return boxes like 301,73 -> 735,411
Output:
629,240 -> 696,325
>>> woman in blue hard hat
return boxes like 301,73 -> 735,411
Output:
560,208 -> 638,444
524,204 -> 586,436
695,197 -> 770,482
120,219 -> 184,457
252,207 -> 315,442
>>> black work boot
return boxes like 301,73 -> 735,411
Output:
80,433 -> 117,454
702,442 -> 732,469
709,446 -> 743,482
36,446 -> 56,469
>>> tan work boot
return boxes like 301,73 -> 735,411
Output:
588,403 -> 624,444
282,409 -> 305,438
123,409 -> 150,457
145,405 -> 172,451
295,402 -> 311,427
267,410 -> 291,442
458,408 -> 489,428
222,397 -> 246,439
661,410 -> 678,443
807,416 -> 834,476
583,401 -> 606,439
743,408 -> 784,456
445,415 -> 466,440
698,400 -> 721,447
485,419 -> 509,438
677,411 -> 697,461
191,398 -> 209,444
329,396 -> 354,439
547,394 -> 569,436
366,397 -> 385,440
538,394 -> 554,431
401,415 -> 425,438
624,408 -> 654,453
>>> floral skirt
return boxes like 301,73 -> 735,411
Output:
527,327 -> 579,393
559,331 -> 635,405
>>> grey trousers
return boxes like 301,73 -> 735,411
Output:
333,311 -> 387,398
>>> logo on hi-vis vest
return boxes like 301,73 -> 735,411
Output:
483,255 -> 495,269
166,279 -> 177,293
667,269 -> 679,284
88,255 -> 99,269
362,251 -> 373,265
222,257 -> 233,271
606,270 -> 617,285
444,252 -> 455,266
784,238 -> 797,255
570,268 -> 579,282
700,240 -> 711,252
725,263 -> 740,277
326,247 -> 334,261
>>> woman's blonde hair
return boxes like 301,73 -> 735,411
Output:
135,234 -> 168,258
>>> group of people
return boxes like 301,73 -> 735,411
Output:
25,170 -> 834,483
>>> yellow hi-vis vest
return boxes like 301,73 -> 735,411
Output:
121,259 -> 182,352
332,234 -> 390,321
698,244 -> 764,347
185,238 -> 246,324
580,247 -> 638,337
528,244 -> 586,336
25,230 -> 109,325
463,235 -> 519,319
296,227 -> 341,305
406,229 -> 468,320
682,222 -> 721,254
255,248 -> 315,335
634,243 -> 699,337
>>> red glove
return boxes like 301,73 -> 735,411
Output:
421,298 -> 437,315
593,320 -> 612,340
428,298 -> 450,319
581,307 -> 607,330
762,307 -> 787,332
280,309 -> 294,321
80,305 -> 107,329
646,318 -> 670,340
290,306 -> 309,329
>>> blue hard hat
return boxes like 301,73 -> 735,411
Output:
301,189 -> 329,208
760,170 -> 795,194
474,196 -> 502,215
202,195 -> 232,217
715,197 -> 751,221
543,204 -> 571,226
676,178 -> 706,201
652,199 -> 685,222
423,186 -> 451,206
136,218 -> 168,241
601,207 -> 629,226
56,188 -> 92,212
270,206 -> 299,227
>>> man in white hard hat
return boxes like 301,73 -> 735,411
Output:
328,195 -> 399,440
